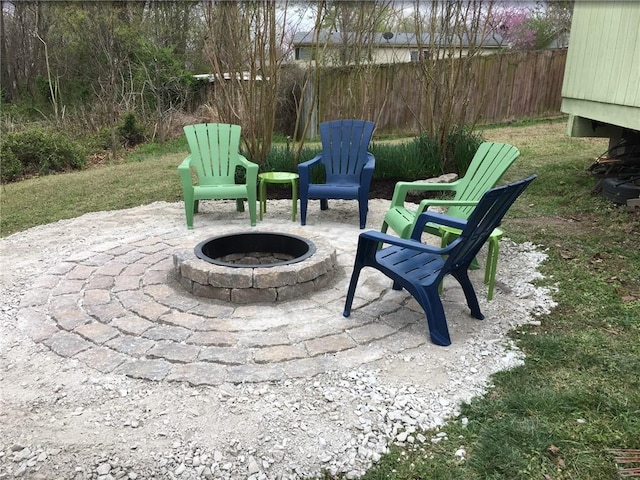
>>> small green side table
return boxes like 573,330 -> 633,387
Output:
258,172 -> 299,222
439,225 -> 504,301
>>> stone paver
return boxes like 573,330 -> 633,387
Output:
198,346 -> 252,365
44,331 -> 92,357
74,346 -> 127,373
147,341 -> 201,363
254,344 -> 307,364
116,359 -> 172,381
166,363 -> 228,385
109,315 -> 154,335
75,322 -> 119,344
15,220 -> 463,386
304,333 -> 358,356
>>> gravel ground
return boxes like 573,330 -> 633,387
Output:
0,198 -> 555,480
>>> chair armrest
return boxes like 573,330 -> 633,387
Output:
405,198 -> 479,236
360,152 -> 375,188
178,155 -> 192,171
237,154 -> 258,170
389,179 -> 461,207
415,198 -> 480,216
297,154 -> 323,169
411,212 -> 468,241
360,230 -> 455,255
298,154 -> 323,185
178,156 -> 194,186
238,154 -> 259,188
417,198 -> 480,209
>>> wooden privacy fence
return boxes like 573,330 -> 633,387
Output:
305,49 -> 567,135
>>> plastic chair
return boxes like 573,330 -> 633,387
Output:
380,142 -> 520,298
344,175 -> 536,346
298,119 -> 375,229
178,123 -> 258,229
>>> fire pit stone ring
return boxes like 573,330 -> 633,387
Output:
173,232 -> 338,303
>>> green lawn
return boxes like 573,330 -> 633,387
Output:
355,122 -> 640,480
1,120 -> 639,479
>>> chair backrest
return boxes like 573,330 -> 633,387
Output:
447,142 -> 520,219
319,119 -> 375,184
441,175 -> 536,273
184,123 -> 243,186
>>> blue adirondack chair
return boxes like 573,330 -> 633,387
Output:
178,123 -> 258,229
381,142 -> 521,300
343,175 -> 537,346
298,119 -> 375,229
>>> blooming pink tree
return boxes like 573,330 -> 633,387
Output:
489,6 -> 555,51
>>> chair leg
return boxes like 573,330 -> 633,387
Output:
193,200 -> 199,214
184,194 -> 195,229
247,196 -> 257,227
259,178 -> 266,221
236,199 -> 245,212
358,200 -> 368,229
291,179 -> 298,222
300,193 -> 308,225
451,269 -> 485,320
343,263 -> 364,317
485,236 -> 500,300
439,232 -> 455,294
414,287 -> 451,346
344,234 -> 381,316
320,199 -> 328,210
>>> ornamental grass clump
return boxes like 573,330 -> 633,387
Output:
1,128 -> 86,183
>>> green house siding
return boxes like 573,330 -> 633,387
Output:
561,1 -> 640,135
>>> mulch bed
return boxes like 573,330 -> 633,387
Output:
266,178 -> 437,203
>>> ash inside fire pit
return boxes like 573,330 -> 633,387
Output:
195,233 -> 316,268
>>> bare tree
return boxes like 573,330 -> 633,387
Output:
540,0 -> 573,47
0,1 -> 13,102
202,0 -> 290,165
411,0 -> 496,172
290,0 -> 397,147
34,20 -> 61,122
0,1 -> 49,105
137,1 -> 200,142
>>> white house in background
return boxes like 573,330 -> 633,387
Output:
292,31 -> 504,65
193,73 -> 266,82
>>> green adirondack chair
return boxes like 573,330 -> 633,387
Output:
380,142 -> 520,299
178,123 -> 258,229
346,175 -> 537,346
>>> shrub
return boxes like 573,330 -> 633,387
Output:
370,127 -> 483,181
254,126 -> 483,186
262,145 -> 325,183
262,145 -> 321,173
445,126 -> 485,176
371,139 -> 441,180
83,113 -> 148,155
118,112 -> 146,147
0,128 -> 86,183
274,65 -> 306,137
84,127 -> 115,152
413,133 -> 441,173
0,145 -> 21,182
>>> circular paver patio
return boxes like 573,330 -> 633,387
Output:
15,202 -> 445,386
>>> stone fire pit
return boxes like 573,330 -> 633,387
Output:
173,232 -> 337,303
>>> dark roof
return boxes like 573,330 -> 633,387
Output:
292,31 -> 503,48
